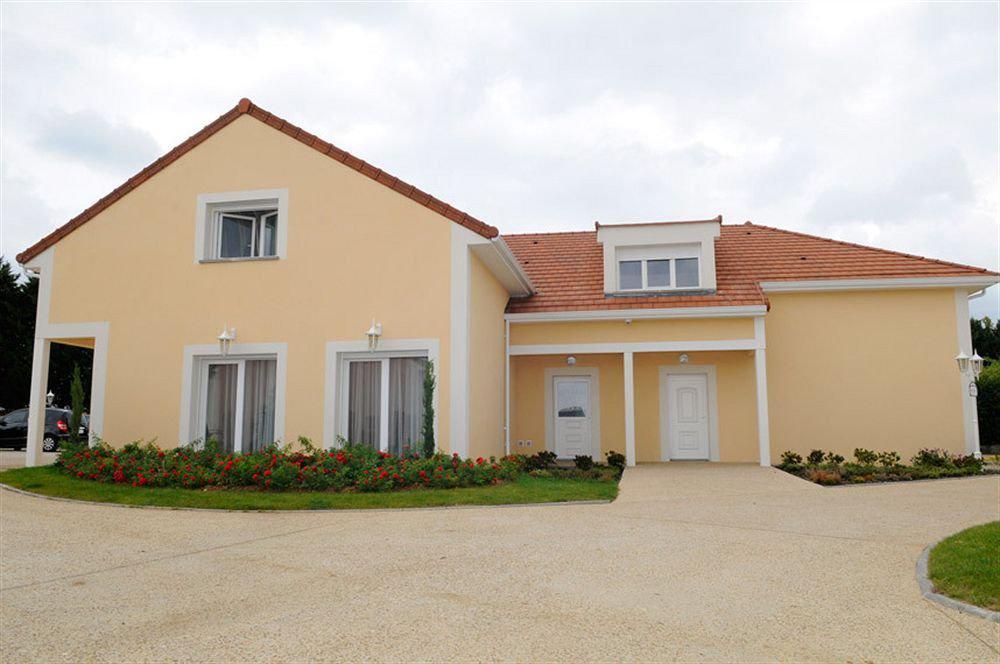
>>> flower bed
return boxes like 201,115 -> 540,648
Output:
776,447 -> 991,486
58,439 -> 523,492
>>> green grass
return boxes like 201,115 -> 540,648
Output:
0,465 -> 618,511
928,521 -> 1000,611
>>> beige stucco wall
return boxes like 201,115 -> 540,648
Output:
509,317 -> 754,346
634,351 -> 758,463
467,254 -> 508,458
45,115 -> 458,449
765,289 -> 966,460
510,351 -> 758,463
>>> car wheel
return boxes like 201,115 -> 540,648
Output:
42,436 -> 57,453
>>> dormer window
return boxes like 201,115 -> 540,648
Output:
596,217 -> 721,295
615,246 -> 701,291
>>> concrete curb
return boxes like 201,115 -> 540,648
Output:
0,482 -> 612,514
916,538 -> 1000,623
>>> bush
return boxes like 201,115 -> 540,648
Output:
912,448 -> 954,468
57,438 -> 523,492
806,468 -> 842,485
823,451 -> 845,465
573,455 -> 594,470
853,448 -> 878,465
778,450 -> 803,470
524,450 -> 558,470
806,449 -> 825,466
877,450 -> 901,468
605,451 -> 626,470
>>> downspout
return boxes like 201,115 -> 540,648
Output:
504,318 -> 511,456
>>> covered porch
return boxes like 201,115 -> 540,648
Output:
505,315 -> 770,467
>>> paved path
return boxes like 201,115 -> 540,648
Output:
1,464 -> 998,662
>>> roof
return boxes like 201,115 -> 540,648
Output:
503,222 -> 996,314
16,98 -> 498,264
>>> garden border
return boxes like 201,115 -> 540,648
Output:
915,538 -> 1000,623
0,482 -> 613,514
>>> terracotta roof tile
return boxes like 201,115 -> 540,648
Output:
503,224 -> 995,314
17,99 -> 498,264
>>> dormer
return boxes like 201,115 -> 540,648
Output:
596,216 -> 722,295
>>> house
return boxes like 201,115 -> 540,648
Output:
16,99 -> 997,468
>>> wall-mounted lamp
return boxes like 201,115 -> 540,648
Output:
366,319 -> 383,352
567,355 -> 576,366
679,353 -> 690,364
46,390 -> 55,406
218,324 -> 236,356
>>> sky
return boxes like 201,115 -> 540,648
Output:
1,2 -> 998,316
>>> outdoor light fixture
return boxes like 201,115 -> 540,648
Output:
679,353 -> 689,364
567,355 -> 576,366
217,324 -> 236,356
366,319 -> 383,352
956,348 -> 984,457
955,350 -> 970,375
45,391 -> 55,406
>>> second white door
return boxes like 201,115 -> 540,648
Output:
666,373 -> 710,460
553,376 -> 593,458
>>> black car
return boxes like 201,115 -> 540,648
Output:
0,407 -> 88,452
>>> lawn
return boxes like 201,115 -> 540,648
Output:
928,521 -> 1000,611
0,464 -> 618,511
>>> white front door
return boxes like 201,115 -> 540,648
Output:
667,373 -> 710,460
553,376 -> 592,458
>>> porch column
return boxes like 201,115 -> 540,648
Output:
623,351 -> 636,467
25,337 -> 51,468
753,316 -> 771,466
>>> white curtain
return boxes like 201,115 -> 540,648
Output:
348,361 -> 381,449
242,359 -> 276,452
205,363 -> 238,453
389,358 -> 425,456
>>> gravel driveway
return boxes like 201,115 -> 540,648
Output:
1,463 -> 998,662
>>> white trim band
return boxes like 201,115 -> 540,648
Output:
505,305 -> 766,323
760,276 -> 998,293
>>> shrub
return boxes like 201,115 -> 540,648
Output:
778,450 -> 803,470
912,448 -> 954,468
421,360 -> 436,458
573,455 -> 594,471
877,450 -> 901,468
605,451 -> 626,470
806,449 -> 825,466
806,468 -> 842,485
823,451 -> 845,465
525,450 -> 558,470
56,439 -> 522,492
853,448 -> 877,465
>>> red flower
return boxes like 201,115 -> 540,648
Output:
264,469 -> 272,476
158,451 -> 165,458
476,457 -> 484,464
419,470 -> 427,478
252,473 -> 259,481
77,471 -> 84,477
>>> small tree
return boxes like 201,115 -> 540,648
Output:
977,360 -> 1000,448
421,360 -> 436,457
69,364 -> 85,445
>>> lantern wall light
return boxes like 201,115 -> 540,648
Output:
218,324 -> 236,356
366,319 -> 383,352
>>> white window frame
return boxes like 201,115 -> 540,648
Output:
324,339 -> 440,450
338,350 -> 428,453
195,188 -> 289,263
179,343 -> 287,447
616,244 -> 701,292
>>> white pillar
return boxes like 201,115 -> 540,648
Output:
25,337 -> 51,467
754,348 -> 771,467
623,351 -> 636,467
504,319 -> 511,456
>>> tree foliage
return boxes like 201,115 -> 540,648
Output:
70,364 -> 85,445
421,359 -> 436,457
970,316 -> 1000,361
977,360 -> 1000,446
0,256 -> 93,412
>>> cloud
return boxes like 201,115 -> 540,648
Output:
35,110 -> 160,173
0,2 -> 996,317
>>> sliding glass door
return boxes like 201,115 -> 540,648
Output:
201,357 -> 276,454
344,355 -> 426,455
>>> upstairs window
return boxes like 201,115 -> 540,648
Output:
216,209 -> 278,259
616,247 -> 700,291
196,189 -> 288,262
